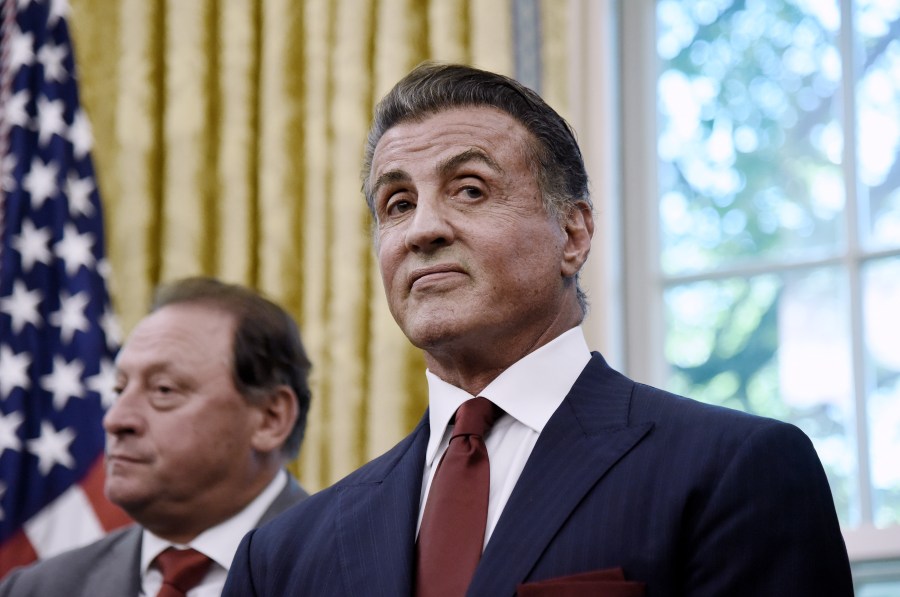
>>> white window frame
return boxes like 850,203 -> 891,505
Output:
568,0 -> 900,563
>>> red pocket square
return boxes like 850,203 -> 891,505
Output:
517,568 -> 646,597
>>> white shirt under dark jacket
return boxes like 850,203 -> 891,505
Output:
418,326 -> 592,549
139,469 -> 288,597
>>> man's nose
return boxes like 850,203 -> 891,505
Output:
102,386 -> 144,436
404,195 -> 455,252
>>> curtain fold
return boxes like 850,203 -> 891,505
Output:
68,0 -> 571,490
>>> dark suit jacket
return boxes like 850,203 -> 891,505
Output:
0,475 -> 307,597
224,354 -> 853,596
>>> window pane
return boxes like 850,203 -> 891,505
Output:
858,580 -> 900,597
663,268 -> 858,524
863,257 -> 900,527
856,2 -> 900,249
657,0 -> 845,275
853,558 -> 900,594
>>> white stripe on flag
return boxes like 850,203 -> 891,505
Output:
24,485 -> 104,558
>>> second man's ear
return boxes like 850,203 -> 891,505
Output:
251,386 -> 299,453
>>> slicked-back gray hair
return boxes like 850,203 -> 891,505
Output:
362,61 -> 592,313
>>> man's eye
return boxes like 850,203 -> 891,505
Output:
460,186 -> 483,199
387,199 -> 414,215
148,383 -> 184,410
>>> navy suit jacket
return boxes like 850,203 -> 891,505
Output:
224,354 -> 853,596
0,476 -> 307,597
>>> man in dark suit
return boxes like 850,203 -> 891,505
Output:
224,63 -> 853,596
0,277 -> 312,596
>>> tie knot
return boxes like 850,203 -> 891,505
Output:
155,547 -> 212,595
451,397 -> 498,439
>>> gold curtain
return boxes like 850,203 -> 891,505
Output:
69,0 -> 571,491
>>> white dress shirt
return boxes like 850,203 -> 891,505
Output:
139,469 -> 288,597
417,326 -> 592,548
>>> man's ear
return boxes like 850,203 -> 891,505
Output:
561,200 -> 594,277
250,386 -> 299,453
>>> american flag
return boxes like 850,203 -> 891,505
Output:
0,0 -> 130,577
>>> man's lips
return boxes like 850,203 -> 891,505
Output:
105,452 -> 150,465
408,264 -> 465,289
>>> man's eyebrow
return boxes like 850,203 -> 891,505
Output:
371,149 -> 502,198
437,148 -> 503,178
371,170 -> 411,198
115,360 -> 173,378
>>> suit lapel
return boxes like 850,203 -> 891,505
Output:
81,526 -> 142,597
258,475 -> 308,526
336,416 -> 430,596
470,354 -> 653,596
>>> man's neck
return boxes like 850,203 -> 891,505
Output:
424,320 -> 583,395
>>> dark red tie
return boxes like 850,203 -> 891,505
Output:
154,547 -> 213,597
416,397 -> 499,597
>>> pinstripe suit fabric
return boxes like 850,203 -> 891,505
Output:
224,354 -> 853,597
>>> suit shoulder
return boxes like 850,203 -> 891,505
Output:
582,353 -> 787,432
631,379 -> 791,430
626,379 -> 823,480
0,526 -> 139,596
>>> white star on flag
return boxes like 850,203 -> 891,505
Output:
5,89 -> 31,129
96,257 -> 113,280
68,109 -> 93,159
1,154 -> 16,193
26,421 -> 77,476
36,96 -> 67,146
22,156 -> 60,208
40,356 -> 85,411
66,173 -> 95,217
0,280 -> 44,334
99,307 -> 123,350
11,220 -> 53,271
37,42 -> 68,82
47,0 -> 70,26
9,26 -> 35,73
48,290 -> 90,343
86,359 -> 118,409
54,223 -> 96,276
0,345 -> 33,396
0,411 -> 25,456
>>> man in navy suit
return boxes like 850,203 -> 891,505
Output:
224,62 -> 853,596
1,277 -> 312,596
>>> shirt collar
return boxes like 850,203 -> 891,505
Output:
424,326 -> 591,466
140,469 -> 288,574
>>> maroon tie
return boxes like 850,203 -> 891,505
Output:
154,547 -> 213,597
416,397 -> 499,597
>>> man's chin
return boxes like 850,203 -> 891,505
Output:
104,482 -> 152,516
402,320 -> 465,352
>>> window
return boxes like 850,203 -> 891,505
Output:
603,0 -> 900,576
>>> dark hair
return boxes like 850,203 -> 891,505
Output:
361,61 -> 591,312
363,62 -> 591,214
151,277 -> 312,458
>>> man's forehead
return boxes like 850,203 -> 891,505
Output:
116,305 -> 234,365
372,109 -> 527,170
371,147 -> 503,192
114,338 -> 232,379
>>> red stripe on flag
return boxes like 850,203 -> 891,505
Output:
80,455 -> 132,532
0,529 -> 38,579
